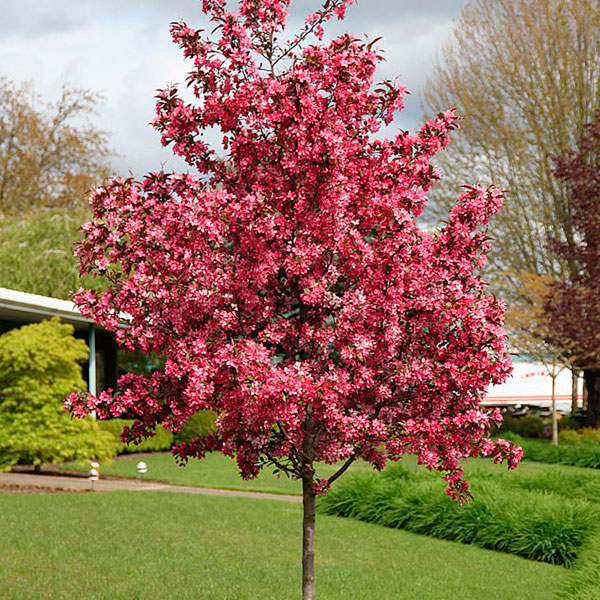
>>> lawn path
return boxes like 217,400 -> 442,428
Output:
0,471 -> 301,502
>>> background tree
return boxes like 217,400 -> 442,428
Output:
0,206 -> 104,299
422,0 -> 600,335
0,77 -> 112,216
0,78 -> 113,300
506,272 -> 579,444
0,318 -> 115,470
66,1 -> 521,598
545,112 -> 600,426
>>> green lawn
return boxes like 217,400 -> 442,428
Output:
64,449 -> 600,498
0,490 -> 566,599
65,451 -> 376,495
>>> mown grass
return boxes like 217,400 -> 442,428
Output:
0,490 -> 566,600
63,450 -> 375,495
64,448 -> 600,499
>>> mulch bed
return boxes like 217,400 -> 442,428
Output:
0,483 -> 84,494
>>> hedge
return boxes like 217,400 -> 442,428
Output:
495,414 -> 580,439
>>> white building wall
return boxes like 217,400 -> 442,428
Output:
483,357 -> 583,411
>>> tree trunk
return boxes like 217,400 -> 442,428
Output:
551,371 -> 558,446
572,369 -> 579,413
584,368 -> 600,428
302,477 -> 316,600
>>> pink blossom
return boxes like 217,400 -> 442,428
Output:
66,0 -> 520,504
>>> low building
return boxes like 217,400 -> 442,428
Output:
0,287 -> 117,394
483,355 -> 583,413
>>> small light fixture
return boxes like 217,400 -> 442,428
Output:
89,461 -> 100,491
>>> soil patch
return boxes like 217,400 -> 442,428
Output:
0,482 -> 83,494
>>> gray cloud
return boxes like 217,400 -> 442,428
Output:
0,0 -> 202,38
0,0 -> 466,176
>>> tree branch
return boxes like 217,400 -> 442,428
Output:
326,455 -> 355,487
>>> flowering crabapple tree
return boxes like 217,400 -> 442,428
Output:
66,1 -> 522,597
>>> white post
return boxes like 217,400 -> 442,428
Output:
88,323 -> 97,396
551,355 -> 558,446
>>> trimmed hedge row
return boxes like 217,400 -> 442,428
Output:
559,428 -> 600,445
318,466 -> 597,567
173,411 -> 217,445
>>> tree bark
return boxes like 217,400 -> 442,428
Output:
551,370 -> 558,446
571,368 -> 579,413
302,477 -> 316,600
584,368 -> 600,428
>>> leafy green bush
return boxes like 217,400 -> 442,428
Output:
0,319 -> 116,469
98,419 -> 173,454
97,409 -> 219,454
581,428 -> 600,444
557,428 -> 600,446
172,411 -> 217,445
497,415 -> 547,438
318,465 -> 597,566
559,414 -> 582,431
559,429 -> 583,445
497,414 -> 580,439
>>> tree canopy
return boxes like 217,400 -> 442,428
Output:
65,1 -> 521,597
423,0 -> 600,317
0,206 -> 103,299
0,77 -> 112,216
546,112 -> 600,425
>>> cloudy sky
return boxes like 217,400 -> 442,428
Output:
0,0 -> 467,176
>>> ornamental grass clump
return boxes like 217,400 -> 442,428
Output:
64,1 -> 521,597
318,466 -> 596,567
489,468 -> 600,503
508,433 -> 600,469
556,527 -> 600,599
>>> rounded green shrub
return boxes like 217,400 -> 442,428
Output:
97,419 -> 173,454
173,410 -> 217,445
498,414 -> 547,438
581,428 -> 600,444
558,429 -> 582,445
0,318 -> 116,469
